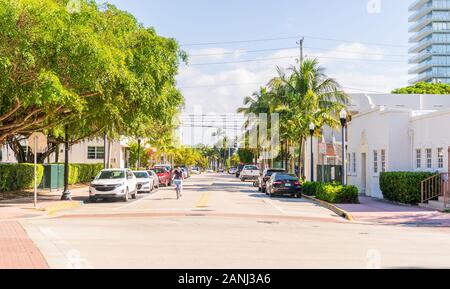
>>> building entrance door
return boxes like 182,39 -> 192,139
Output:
361,153 -> 367,195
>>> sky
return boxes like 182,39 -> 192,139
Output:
100,0 -> 413,145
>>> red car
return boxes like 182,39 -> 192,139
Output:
150,167 -> 171,187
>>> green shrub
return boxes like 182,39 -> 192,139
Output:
302,181 -> 323,196
0,164 -> 44,192
68,164 -> 103,185
315,183 -> 359,204
301,181 -> 359,203
380,172 -> 436,204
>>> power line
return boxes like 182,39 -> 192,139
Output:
188,56 -> 296,66
180,35 -> 408,48
186,54 -> 406,66
188,45 -> 409,58
181,36 -> 300,47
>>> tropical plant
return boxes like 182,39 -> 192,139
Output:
238,58 -> 348,175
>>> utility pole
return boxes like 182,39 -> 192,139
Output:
297,37 -> 304,65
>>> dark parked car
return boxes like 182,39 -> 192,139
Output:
258,168 -> 286,193
266,173 -> 302,198
235,164 -> 245,178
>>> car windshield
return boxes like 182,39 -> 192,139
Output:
96,170 -> 125,180
147,171 -> 155,176
266,169 -> 286,176
275,174 -> 298,181
152,168 -> 165,174
245,166 -> 258,170
133,172 -> 149,178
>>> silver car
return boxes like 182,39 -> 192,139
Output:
147,170 -> 160,189
133,171 -> 154,193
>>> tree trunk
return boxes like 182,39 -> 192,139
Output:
297,138 -> 304,178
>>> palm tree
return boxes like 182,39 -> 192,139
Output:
271,58 -> 348,177
237,87 -> 277,168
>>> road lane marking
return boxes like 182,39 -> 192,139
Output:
196,192 -> 211,208
263,199 -> 287,215
114,192 -> 158,211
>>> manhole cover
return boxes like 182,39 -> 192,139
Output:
257,221 -> 279,225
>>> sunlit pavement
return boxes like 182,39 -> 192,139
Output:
20,174 -> 450,269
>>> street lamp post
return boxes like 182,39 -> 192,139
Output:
137,138 -> 142,169
309,122 -> 315,182
340,109 -> 348,185
61,125 -> 72,200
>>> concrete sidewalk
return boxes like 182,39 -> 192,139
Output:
0,222 -> 48,268
0,186 -> 88,221
337,196 -> 450,227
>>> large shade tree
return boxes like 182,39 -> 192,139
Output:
0,0 -> 185,162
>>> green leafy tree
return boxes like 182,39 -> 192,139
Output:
0,0 -> 185,161
392,82 -> 450,94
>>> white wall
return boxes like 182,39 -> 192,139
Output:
347,108 -> 412,198
411,109 -> 450,173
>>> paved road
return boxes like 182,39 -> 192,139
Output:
21,174 -> 450,269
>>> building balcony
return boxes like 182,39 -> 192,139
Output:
409,38 -> 450,54
409,70 -> 450,83
408,59 -> 450,74
409,2 -> 450,22
409,14 -> 450,33
409,26 -> 433,43
409,0 -> 429,12
409,61 -> 433,74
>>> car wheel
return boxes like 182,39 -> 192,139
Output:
296,193 -> 302,199
89,196 -> 96,203
122,189 -> 129,202
262,187 -> 266,193
258,187 -> 261,192
132,188 -> 137,199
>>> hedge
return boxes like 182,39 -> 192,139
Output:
315,183 -> 359,204
0,164 -> 44,192
68,163 -> 104,185
380,172 -> 436,204
302,181 -> 359,204
0,163 -> 103,192
302,181 -> 324,196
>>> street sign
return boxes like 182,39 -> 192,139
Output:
27,132 -> 47,208
28,132 -> 47,154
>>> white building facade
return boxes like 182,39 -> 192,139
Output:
0,137 -> 130,169
346,94 -> 450,198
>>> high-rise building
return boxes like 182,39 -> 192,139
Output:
409,0 -> 450,84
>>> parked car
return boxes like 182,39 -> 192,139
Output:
235,164 -> 245,178
181,167 -> 189,179
258,168 -> 287,193
151,167 -> 171,187
191,166 -> 201,174
240,165 -> 260,182
266,173 -> 302,198
218,167 -> 224,173
89,169 -> 137,202
147,170 -> 160,189
207,168 -> 214,173
228,167 -> 237,174
133,171 -> 154,193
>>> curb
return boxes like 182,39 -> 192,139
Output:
42,201 -> 84,216
303,195 -> 354,221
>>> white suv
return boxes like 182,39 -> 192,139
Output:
89,169 -> 137,202
240,165 -> 260,182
